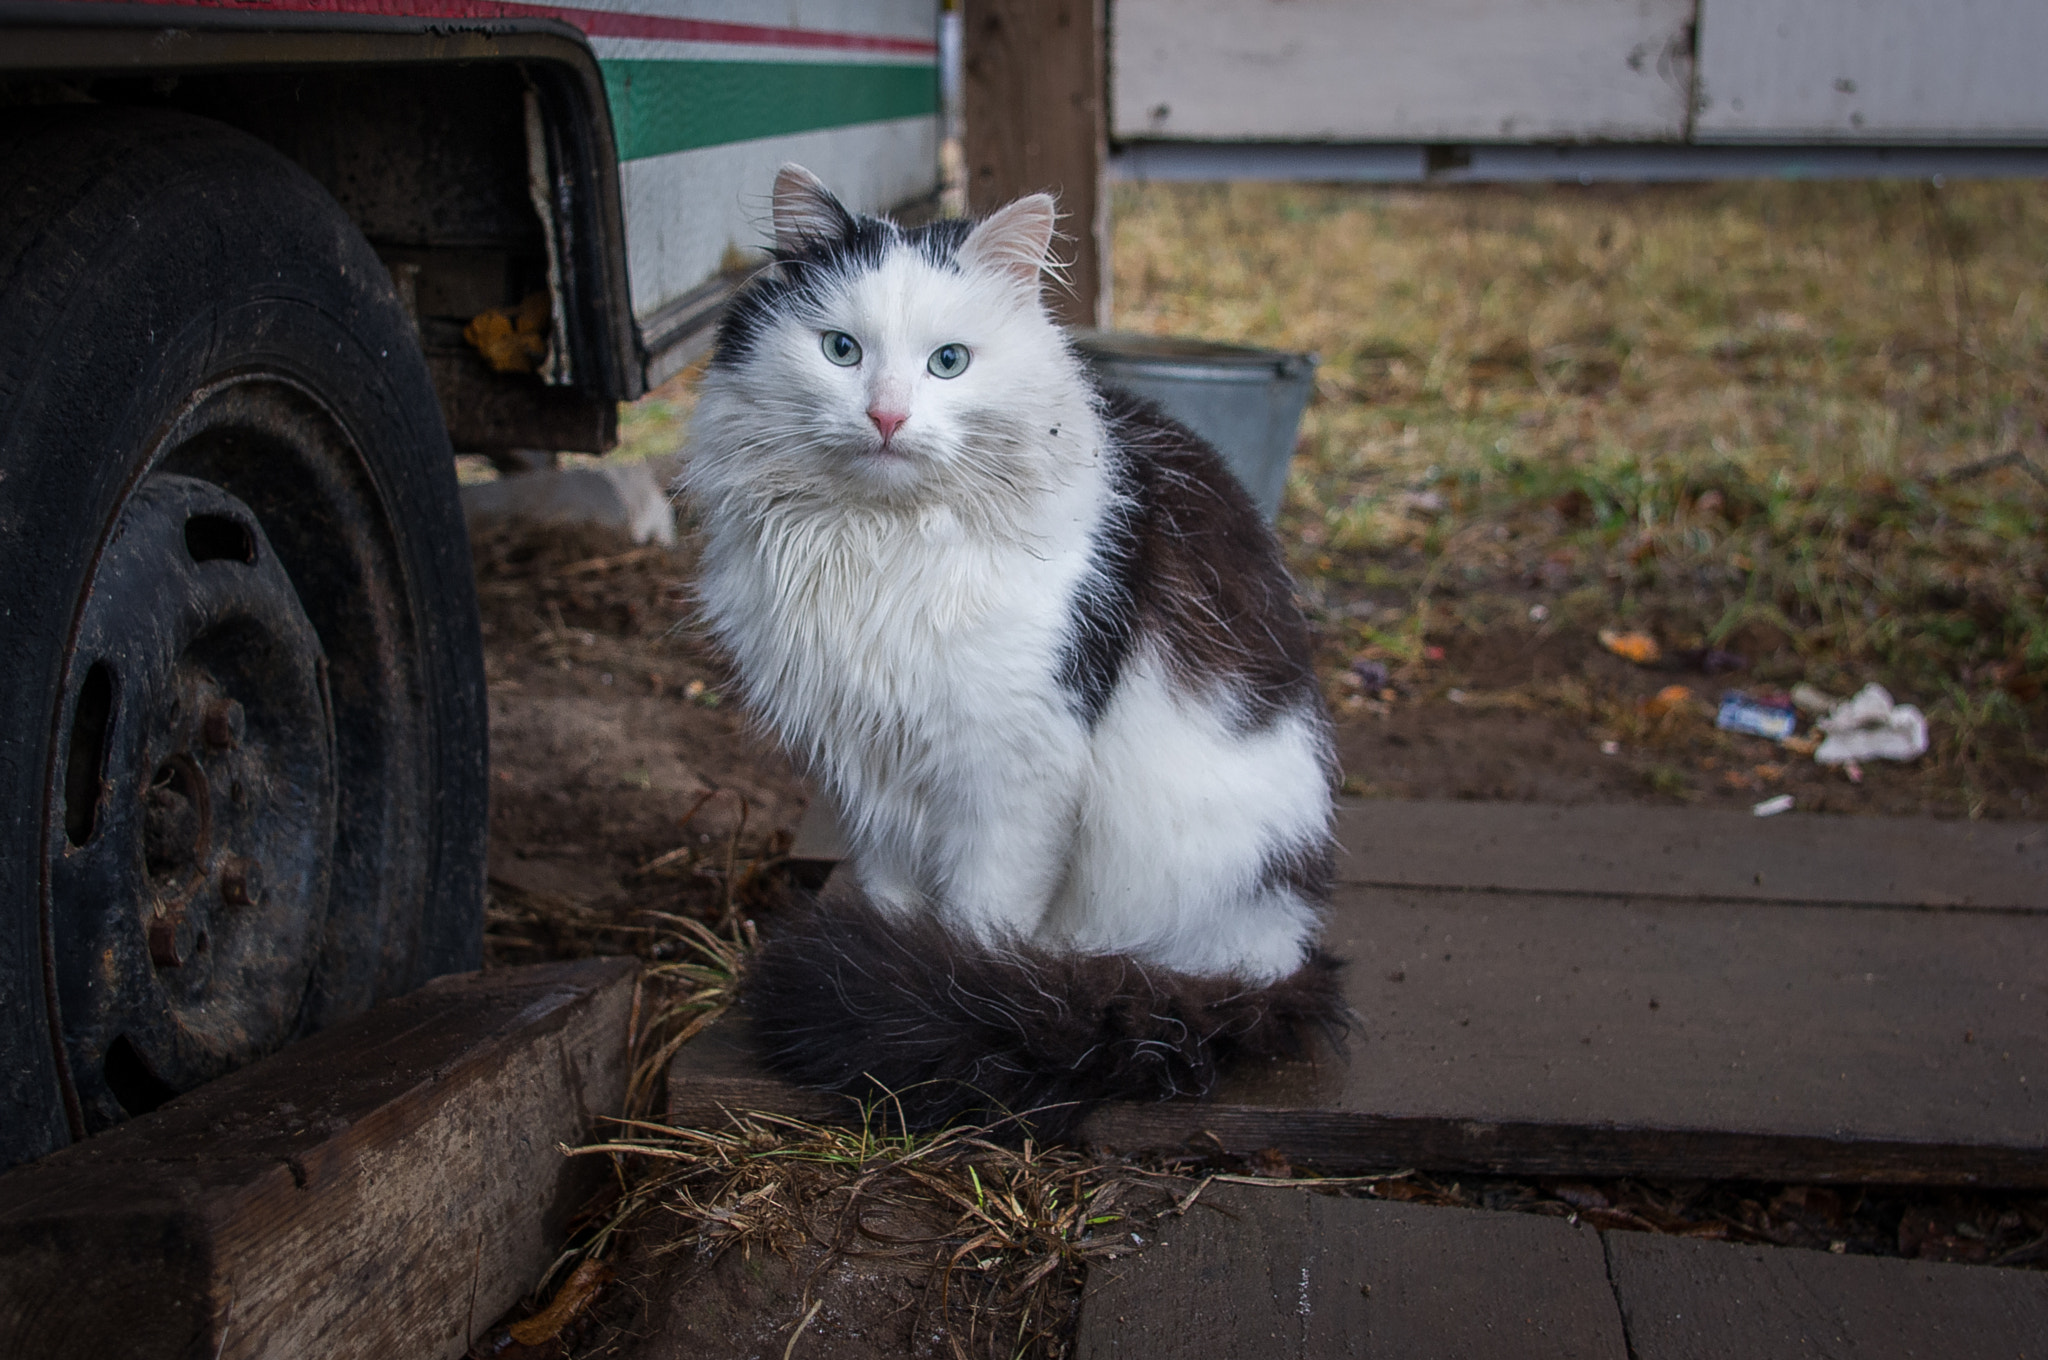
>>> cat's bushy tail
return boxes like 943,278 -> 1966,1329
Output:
742,892 -> 1348,1141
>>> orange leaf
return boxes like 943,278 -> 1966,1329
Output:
464,291 -> 553,374
507,1260 -> 613,1347
1643,684 -> 1693,718
1598,629 -> 1661,665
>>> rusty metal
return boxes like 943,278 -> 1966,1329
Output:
50,470 -> 336,1131
0,15 -> 642,404
190,67 -> 546,257
219,857 -> 261,908
201,698 -> 243,751
144,912 -> 188,970
425,346 -> 618,453
141,753 -> 211,899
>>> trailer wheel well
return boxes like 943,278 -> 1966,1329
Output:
1,35 -> 639,451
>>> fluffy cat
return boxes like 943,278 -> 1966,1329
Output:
683,165 -> 1344,1136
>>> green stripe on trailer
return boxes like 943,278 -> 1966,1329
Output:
601,60 -> 939,161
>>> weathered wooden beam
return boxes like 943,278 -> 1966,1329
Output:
670,1010 -> 857,1131
1076,1186 -> 1630,1360
1606,1230 -> 2048,1360
1074,1185 -> 2048,1360
669,875 -> 2048,1186
0,958 -> 637,1360
1076,882 -> 2048,1186
1334,799 -> 2048,908
962,0 -> 1108,326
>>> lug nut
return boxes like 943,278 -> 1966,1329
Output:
220,856 -> 262,907
148,911 -> 187,968
202,698 -> 244,751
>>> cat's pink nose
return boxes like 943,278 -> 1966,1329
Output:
868,407 -> 907,443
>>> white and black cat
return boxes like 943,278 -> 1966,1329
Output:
683,166 -> 1344,1136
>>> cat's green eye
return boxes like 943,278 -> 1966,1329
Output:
927,343 -> 971,379
821,331 -> 862,366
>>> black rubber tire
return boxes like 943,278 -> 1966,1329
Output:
0,107 -> 488,1167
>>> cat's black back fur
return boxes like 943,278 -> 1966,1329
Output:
1059,388 -> 1323,732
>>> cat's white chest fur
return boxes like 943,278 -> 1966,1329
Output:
697,456 -> 1108,937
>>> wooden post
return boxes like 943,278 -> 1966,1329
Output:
0,959 -> 637,1360
962,0 -> 1108,328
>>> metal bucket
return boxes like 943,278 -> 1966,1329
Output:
1070,330 -> 1317,520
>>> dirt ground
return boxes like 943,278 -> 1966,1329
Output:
465,516 -> 2044,1360
1324,604 -> 2036,818
473,512 -> 2040,957
472,521 -> 806,970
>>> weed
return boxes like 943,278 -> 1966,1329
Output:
1645,764 -> 1693,799
564,1094 -> 1185,1356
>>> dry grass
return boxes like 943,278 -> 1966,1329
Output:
500,914 -> 1189,1359
516,915 -> 753,1282
1113,179 -> 2048,811
573,1113 -> 1176,1358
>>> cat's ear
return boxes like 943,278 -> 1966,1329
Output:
772,164 -> 853,253
958,194 -> 1059,291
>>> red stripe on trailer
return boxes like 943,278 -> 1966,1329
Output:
35,0 -> 941,55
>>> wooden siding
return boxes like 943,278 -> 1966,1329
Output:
1695,0 -> 2048,143
1110,0 -> 1698,144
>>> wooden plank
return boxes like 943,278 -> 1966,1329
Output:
0,958 -> 637,1360
1075,1184 -> 1627,1359
675,880 -> 2048,1179
1605,1231 -> 2048,1359
672,882 -> 2047,1183
1334,799 -> 2048,910
962,0 -> 1106,326
1111,0 -> 1696,144
669,1008 -> 858,1130
791,797 -> 2048,909
1695,0 -> 2048,143
787,793 -> 850,890
672,794 -> 2048,1184
1079,884 -> 2048,1184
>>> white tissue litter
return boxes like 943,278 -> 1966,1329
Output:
1752,794 -> 1795,817
1812,683 -> 1928,765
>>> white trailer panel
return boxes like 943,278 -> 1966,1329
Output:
620,116 -> 939,318
1110,0 -> 1697,144
1694,0 -> 2048,143
519,0 -> 941,368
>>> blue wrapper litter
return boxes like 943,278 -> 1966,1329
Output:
1716,691 -> 1798,741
